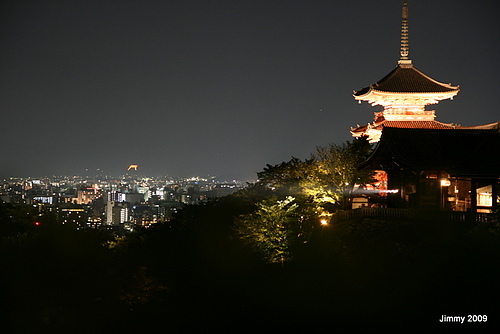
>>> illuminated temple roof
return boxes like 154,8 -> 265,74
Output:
353,64 -> 459,97
351,2 -> 464,142
354,1 -> 458,102
352,120 -> 458,135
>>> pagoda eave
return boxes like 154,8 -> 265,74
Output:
354,89 -> 459,106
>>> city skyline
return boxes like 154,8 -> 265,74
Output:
2,170 -> 249,183
2,0 -> 499,180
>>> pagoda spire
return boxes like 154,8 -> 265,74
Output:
398,2 -> 411,65
351,1 -> 462,143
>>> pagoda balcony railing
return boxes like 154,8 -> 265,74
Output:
384,109 -> 435,115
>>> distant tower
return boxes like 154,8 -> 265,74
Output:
351,1 -> 460,142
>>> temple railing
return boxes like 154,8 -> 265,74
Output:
331,208 -> 415,223
435,211 -> 497,223
331,208 -> 497,224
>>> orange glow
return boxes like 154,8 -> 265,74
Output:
440,179 -> 451,187
128,164 -> 138,171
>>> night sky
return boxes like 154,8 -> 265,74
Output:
1,0 -> 499,180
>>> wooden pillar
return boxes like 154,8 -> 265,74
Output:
470,179 -> 477,213
492,180 -> 499,212
399,168 -> 405,207
387,168 -> 403,208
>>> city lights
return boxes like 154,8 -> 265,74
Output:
0,174 -> 245,230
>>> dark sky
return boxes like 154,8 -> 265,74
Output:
1,0 -> 499,180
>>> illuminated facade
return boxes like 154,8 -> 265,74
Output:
354,2 -> 500,213
359,128 -> 500,213
351,2 -> 497,143
106,201 -> 130,225
76,187 -> 100,204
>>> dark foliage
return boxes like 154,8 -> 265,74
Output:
2,169 -> 499,332
2,197 -> 499,332
256,156 -> 315,196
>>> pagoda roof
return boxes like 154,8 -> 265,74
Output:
354,63 -> 459,96
351,120 -> 500,135
457,121 -> 500,130
359,127 -> 500,177
351,119 -> 459,135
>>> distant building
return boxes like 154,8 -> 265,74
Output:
76,187 -> 100,204
107,191 -> 126,202
211,183 -> 242,198
123,192 -> 144,204
106,201 -> 129,225
59,204 -> 89,227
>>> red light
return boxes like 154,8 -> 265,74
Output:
34,222 -> 41,226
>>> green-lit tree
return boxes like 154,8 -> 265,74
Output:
311,137 -> 373,210
253,138 -> 373,211
234,196 -> 311,264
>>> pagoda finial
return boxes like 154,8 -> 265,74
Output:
399,1 -> 412,65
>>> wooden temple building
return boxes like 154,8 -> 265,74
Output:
352,2 -> 500,213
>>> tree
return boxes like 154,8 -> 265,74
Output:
312,137 -> 373,210
253,138 -> 373,211
234,196 -> 310,264
256,157 -> 315,196
234,138 -> 374,265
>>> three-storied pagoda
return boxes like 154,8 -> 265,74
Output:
351,2 -> 497,143
353,2 -> 500,213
